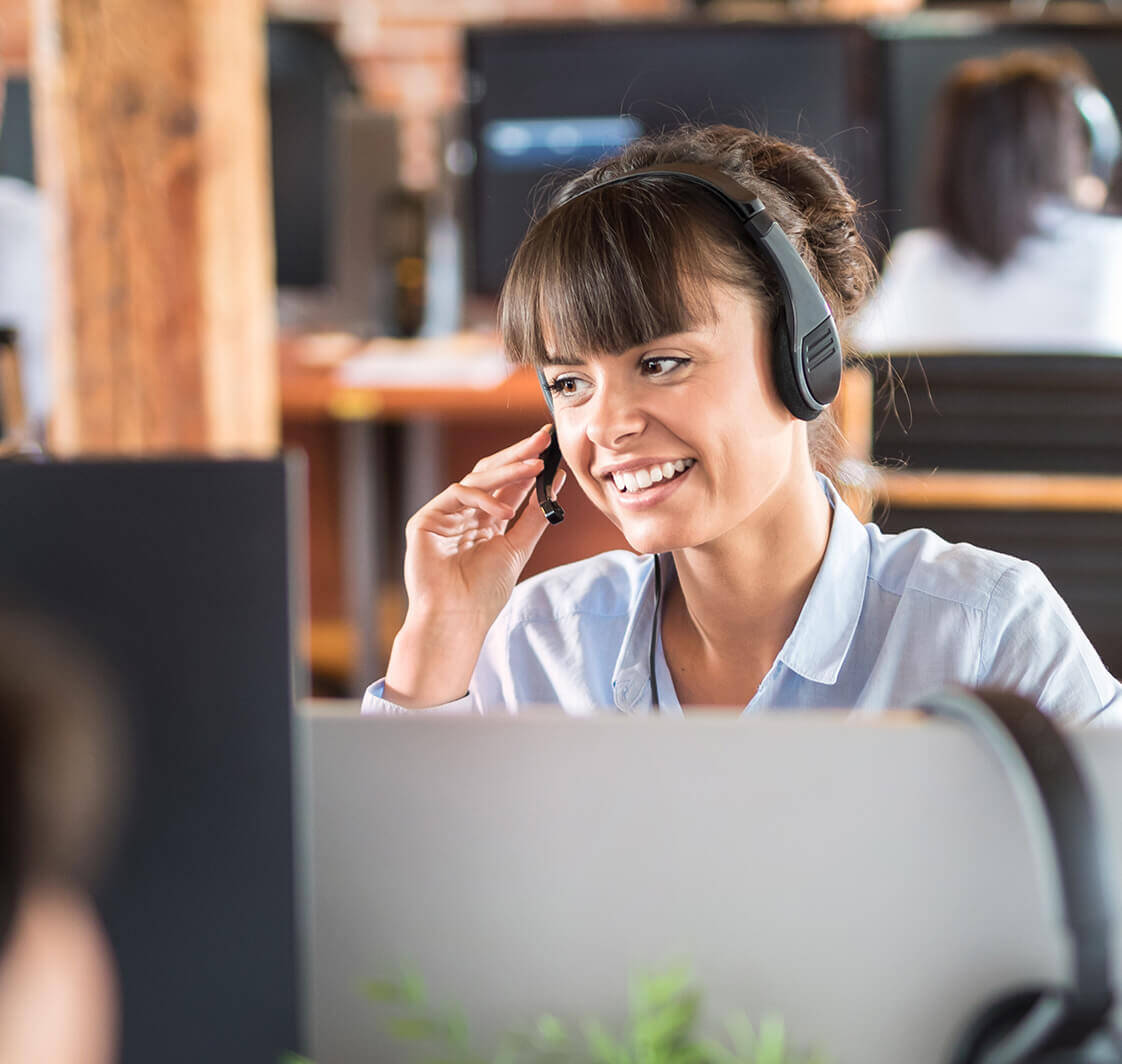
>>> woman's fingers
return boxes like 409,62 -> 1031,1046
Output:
469,424 -> 553,476
416,482 -> 516,523
459,456 -> 543,494
411,458 -> 543,530
492,482 -> 536,521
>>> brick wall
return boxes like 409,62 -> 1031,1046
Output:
0,0 -> 29,68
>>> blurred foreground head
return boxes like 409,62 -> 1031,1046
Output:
0,611 -> 125,1064
926,49 -> 1116,266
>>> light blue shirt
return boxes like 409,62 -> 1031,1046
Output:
363,479 -> 1121,723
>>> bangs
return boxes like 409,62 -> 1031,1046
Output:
499,182 -> 765,366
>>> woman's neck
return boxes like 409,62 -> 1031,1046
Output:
664,463 -> 833,681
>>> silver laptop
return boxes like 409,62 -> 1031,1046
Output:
295,707 -> 1122,1064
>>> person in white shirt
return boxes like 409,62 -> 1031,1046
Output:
366,123 -> 1120,722
850,49 -> 1122,355
0,66 -> 49,442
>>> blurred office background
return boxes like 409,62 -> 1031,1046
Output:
0,3 -> 1120,1061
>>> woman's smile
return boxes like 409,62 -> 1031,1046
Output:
605,458 -> 696,508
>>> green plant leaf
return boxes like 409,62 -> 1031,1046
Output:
367,964 -> 824,1064
694,1036 -> 741,1064
401,969 -> 429,1006
724,1013 -> 757,1059
584,1019 -> 631,1064
388,1015 -> 456,1042
535,1015 -> 567,1048
631,966 -> 694,1014
364,978 -> 409,1004
756,1016 -> 788,1064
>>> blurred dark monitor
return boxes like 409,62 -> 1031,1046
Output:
0,75 -> 35,185
465,21 -> 880,296
0,458 -> 305,1064
874,16 -> 1122,247
268,19 -> 358,288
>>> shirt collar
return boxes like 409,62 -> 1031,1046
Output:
608,477 -> 871,707
775,476 -> 870,685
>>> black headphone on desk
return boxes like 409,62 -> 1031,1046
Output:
532,162 -> 843,525
920,687 -> 1121,1064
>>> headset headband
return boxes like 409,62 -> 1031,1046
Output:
563,163 -> 841,414
920,687 -> 1115,1026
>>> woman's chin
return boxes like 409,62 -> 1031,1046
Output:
621,525 -> 694,557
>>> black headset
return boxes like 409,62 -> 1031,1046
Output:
532,161 -> 843,525
920,687 -> 1121,1064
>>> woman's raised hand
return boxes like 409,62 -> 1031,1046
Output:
383,424 -> 565,708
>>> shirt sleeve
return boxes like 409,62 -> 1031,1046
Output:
360,679 -> 475,716
978,561 -> 1122,726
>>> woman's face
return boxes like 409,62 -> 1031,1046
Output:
541,284 -> 810,556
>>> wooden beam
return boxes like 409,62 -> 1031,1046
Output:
31,0 -> 277,455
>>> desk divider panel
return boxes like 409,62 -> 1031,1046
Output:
0,457 -> 305,1064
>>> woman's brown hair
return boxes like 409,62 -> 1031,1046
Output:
925,49 -> 1097,267
497,123 -> 876,483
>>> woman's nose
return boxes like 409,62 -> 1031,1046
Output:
584,383 -> 646,448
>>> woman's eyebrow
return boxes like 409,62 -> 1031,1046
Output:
630,331 -> 710,352
540,354 -> 587,367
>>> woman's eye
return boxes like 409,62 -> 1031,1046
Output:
641,356 -> 686,378
546,375 -> 583,397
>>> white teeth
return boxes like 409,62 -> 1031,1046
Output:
610,458 -> 694,493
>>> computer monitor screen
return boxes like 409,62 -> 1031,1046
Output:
466,22 -> 879,295
0,76 -> 34,185
0,458 -> 304,1064
877,19 -> 1122,244
268,20 -> 358,288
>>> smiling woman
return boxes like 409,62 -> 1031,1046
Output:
365,124 -> 1121,722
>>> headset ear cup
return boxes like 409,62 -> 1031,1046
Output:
951,989 -> 1067,1064
771,317 -> 817,422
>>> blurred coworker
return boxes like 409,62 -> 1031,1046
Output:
0,65 -> 49,440
0,615 -> 122,1064
850,50 -> 1122,354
